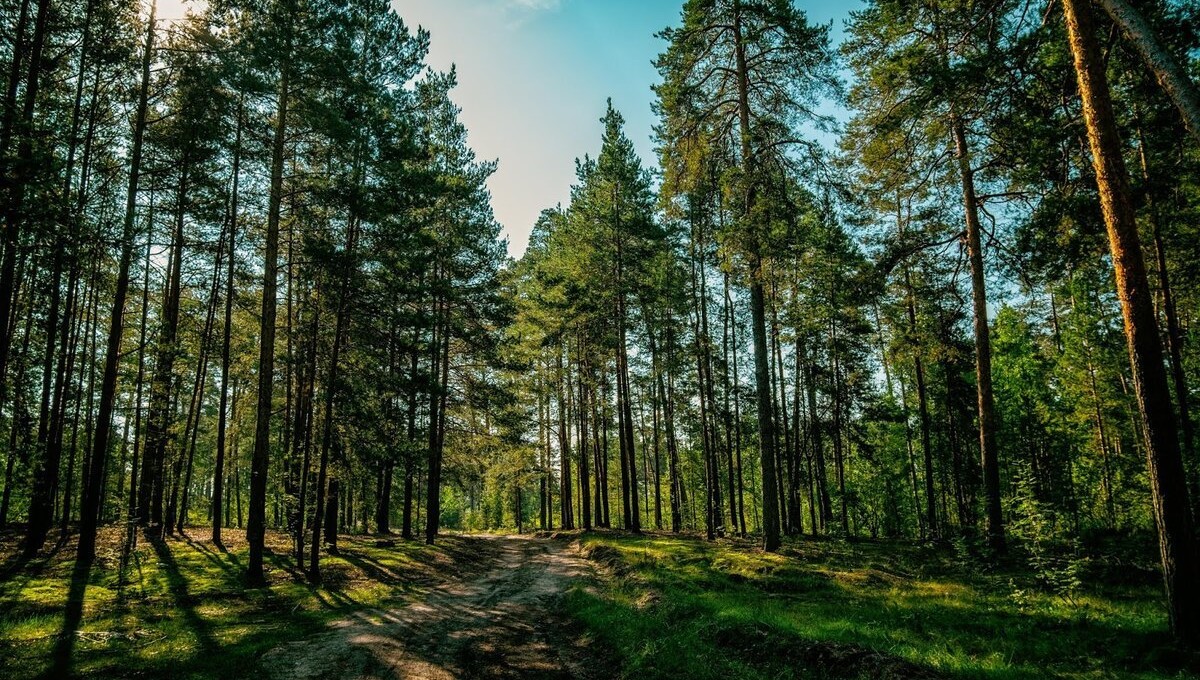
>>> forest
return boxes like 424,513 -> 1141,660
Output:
2,0 -> 1200,677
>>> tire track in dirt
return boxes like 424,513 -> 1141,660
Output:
261,535 -> 600,680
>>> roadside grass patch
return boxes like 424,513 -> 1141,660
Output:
567,533 -> 1196,679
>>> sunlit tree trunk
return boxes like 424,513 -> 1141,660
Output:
402,325 -> 418,540
174,227 -> 225,534
312,211 -> 359,577
141,145 -> 190,539
126,196 -> 156,549
899,200 -> 937,539
424,291 -> 450,544
770,284 -> 793,535
806,360 -> 831,530
1064,0 -> 1200,642
1098,0 -> 1200,144
722,273 -> 739,535
729,284 -> 746,536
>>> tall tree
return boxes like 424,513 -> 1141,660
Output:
1062,0 -> 1200,643
655,0 -> 837,551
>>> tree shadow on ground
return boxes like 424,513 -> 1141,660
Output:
46,555 -> 92,679
184,534 -> 245,584
337,549 -> 407,585
147,537 -> 219,655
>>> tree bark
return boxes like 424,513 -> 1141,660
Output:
1134,126 -> 1198,521
733,0 -> 780,552
1098,0 -> 1200,145
557,345 -> 574,530
175,227 -> 225,534
310,209 -> 359,580
424,292 -> 450,544
900,201 -> 938,539
74,0 -> 156,561
248,44 -> 291,585
214,98 -> 242,545
950,115 -> 1005,552
577,352 -> 592,530
1064,0 -> 1200,642
0,0 -> 52,415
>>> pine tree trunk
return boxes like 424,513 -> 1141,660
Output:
424,294 -> 448,544
73,0 -> 156,561
323,477 -> 339,551
557,346 -> 574,530
176,227 -> 225,534
402,336 -> 418,540
619,319 -> 638,532
700,244 -> 722,536
310,208 -> 359,579
950,115 -> 1005,552
126,197 -> 156,550
0,0 -> 52,415
791,327 -> 804,536
248,47 -> 291,585
1135,127 -> 1199,520
600,370 -> 612,528
644,314 -> 667,531
733,0 -> 779,551
591,369 -> 604,527
26,253 -> 69,553
376,461 -> 392,534
1097,0 -> 1200,144
663,321 -> 683,533
64,272 -> 101,532
214,98 -> 242,545
142,151 -> 190,537
902,254 -> 937,538
294,307 -> 319,564
1063,0 -> 1200,642
729,292 -> 746,536
577,352 -> 592,530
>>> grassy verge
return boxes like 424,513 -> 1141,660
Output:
565,532 -> 1198,679
0,526 -> 480,679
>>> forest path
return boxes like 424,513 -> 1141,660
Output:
261,534 -> 601,680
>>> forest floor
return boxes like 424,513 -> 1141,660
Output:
259,533 -> 601,679
0,527 -> 602,679
567,532 -> 1200,679
0,526 -> 1197,679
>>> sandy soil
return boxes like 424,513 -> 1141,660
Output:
261,535 -> 601,680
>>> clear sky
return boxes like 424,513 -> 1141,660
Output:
160,0 -> 862,258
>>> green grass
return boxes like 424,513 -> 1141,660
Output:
565,532 -> 1199,679
4,527 -> 1195,679
0,527 -> 474,680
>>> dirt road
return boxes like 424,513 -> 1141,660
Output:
261,535 -> 600,680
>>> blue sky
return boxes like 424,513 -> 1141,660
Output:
391,0 -> 863,258
161,0 -> 862,257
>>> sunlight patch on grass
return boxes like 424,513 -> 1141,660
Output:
0,528 -> 456,680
